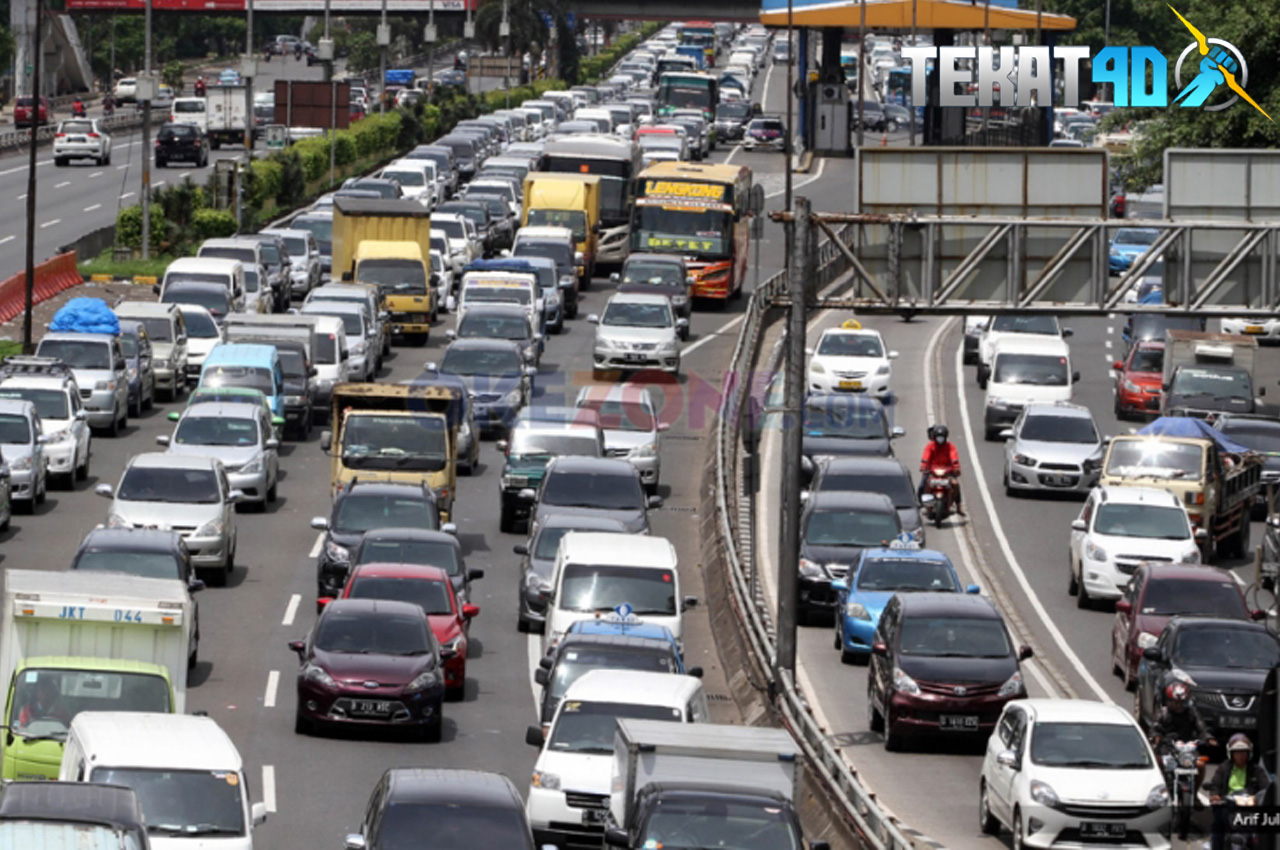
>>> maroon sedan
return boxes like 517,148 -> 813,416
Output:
337,563 -> 479,700
1111,563 -> 1261,689
289,598 -> 450,742
14,96 -> 50,129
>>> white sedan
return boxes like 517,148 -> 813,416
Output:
979,699 -> 1171,849
806,323 -> 897,397
53,119 -> 112,166
1221,316 -> 1280,340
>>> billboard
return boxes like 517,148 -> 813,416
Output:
67,0 -> 472,10
274,80 -> 350,130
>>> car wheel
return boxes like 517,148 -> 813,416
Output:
840,648 -> 863,665
35,475 -> 45,506
155,158 -> 166,168
107,409 -> 121,438
76,443 -> 90,481
421,705 -> 443,743
867,685 -> 884,732
294,711 -> 315,736
1067,554 -> 1079,596
143,384 -> 155,411
105,151 -> 112,165
1011,811 -> 1024,850
54,157 -> 66,167
267,477 -> 278,503
499,499 -> 516,533
979,781 -> 1001,835
188,642 -> 198,670
129,396 -> 141,418
883,707 -> 903,751
1122,654 -> 1136,691
1076,576 -> 1092,610
203,566 -> 228,588
0,505 -> 9,532
1003,470 -> 1014,498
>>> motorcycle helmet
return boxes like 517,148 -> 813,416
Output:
928,424 -> 949,442
1227,734 -> 1253,754
1165,682 -> 1190,704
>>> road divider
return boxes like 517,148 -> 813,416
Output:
0,251 -> 84,324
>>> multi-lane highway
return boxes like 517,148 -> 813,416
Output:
0,57 -> 853,847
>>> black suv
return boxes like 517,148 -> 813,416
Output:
155,123 -> 209,168
309,481 -> 452,604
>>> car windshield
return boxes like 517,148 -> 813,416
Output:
1219,421 -> 1280,454
7,668 -> 171,741
1020,415 -> 1097,444
542,469 -> 643,510
334,495 -> 436,534
465,284 -> 533,306
716,102 -> 751,119
515,241 -> 573,269
348,576 -> 453,615
163,287 -> 229,316
1093,503 -> 1189,539
134,317 -> 173,342
242,271 -> 260,294
179,309 -> 219,338
550,646 -> 677,700
117,466 -> 220,503
1171,367 -> 1252,400
548,700 -> 682,754
993,354 -> 1069,386
527,209 -> 587,242
384,169 -> 424,186
356,539 -> 460,575
641,800 -> 800,850
1116,228 -> 1158,246
293,217 -> 333,246
1030,723 -> 1153,769
175,416 -> 258,447
622,261 -> 684,286
898,616 -> 1012,658
1172,627 -> 1279,668
989,315 -> 1059,335
510,430 -> 600,459
818,471 -> 914,507
559,563 -> 676,615
1129,314 -> 1204,341
199,247 -> 255,265
577,399 -> 655,432
1140,578 -> 1246,617
803,403 -> 886,439
200,365 -> 273,394
856,558 -> 958,592
441,347 -> 523,377
805,508 -> 899,547
1129,347 -> 1163,372
817,334 -> 883,357
341,415 -> 448,471
0,388 -> 67,421
36,339 -> 110,369
1105,440 -> 1202,478
460,313 -> 530,341
374,804 -> 531,850
603,301 -> 671,328
314,611 -> 432,654
88,767 -> 245,837
357,259 -> 428,296
281,236 -> 307,257
74,550 -> 181,580
435,219 -> 465,240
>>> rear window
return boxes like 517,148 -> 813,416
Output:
60,121 -> 94,134
174,100 -> 206,113
163,125 -> 197,138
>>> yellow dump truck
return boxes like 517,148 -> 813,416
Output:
332,196 -> 435,345
319,382 -> 461,520
522,173 -> 602,281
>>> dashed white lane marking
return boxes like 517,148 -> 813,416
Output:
0,236 -> 14,245
117,164 -> 129,171
264,670 -> 280,708
83,204 -> 101,212
281,593 -> 301,627
119,192 -> 135,199
54,181 -> 70,189
261,766 -> 277,813
39,219 -> 60,228
683,315 -> 745,358
308,532 -> 323,559
765,156 -> 826,200
88,171 -> 103,178
151,181 -> 165,188
179,171 -> 191,178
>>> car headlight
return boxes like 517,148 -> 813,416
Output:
442,636 -> 463,655
405,669 -> 441,692
325,540 -> 350,563
809,361 -> 825,374
598,337 -> 622,350
1085,540 -> 1108,562
195,518 -> 224,538
1181,548 -> 1201,564
107,512 -> 131,528
1123,379 -> 1142,393
1146,783 -> 1171,809
1030,780 -> 1058,807
8,454 -> 32,471
997,671 -> 1025,698
799,558 -> 825,578
558,275 -> 575,290
531,770 -> 560,789
94,380 -> 116,391
987,397 -> 1008,408
240,455 -> 264,475
500,389 -> 522,406
876,364 -> 890,376
671,295 -> 688,305
892,666 -> 920,695
351,341 -> 367,356
128,367 -> 138,379
45,428 -> 73,444
845,601 -> 872,621
1013,453 -> 1037,467
630,442 -> 657,459
303,663 -> 338,690
284,395 -> 306,406
660,339 -> 679,352
1137,632 -> 1159,649
1110,248 -> 1122,258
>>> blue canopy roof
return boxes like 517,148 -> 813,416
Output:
1137,417 -> 1251,453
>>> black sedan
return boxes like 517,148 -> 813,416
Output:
798,490 -> 902,624
353,527 -> 483,606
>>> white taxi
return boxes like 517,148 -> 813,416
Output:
806,321 -> 897,397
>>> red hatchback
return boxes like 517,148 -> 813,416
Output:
14,96 -> 50,129
338,563 -> 478,700
1112,340 -> 1164,420
1110,563 -> 1261,689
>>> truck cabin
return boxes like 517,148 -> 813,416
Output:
0,782 -> 149,849
352,242 -> 431,298
323,385 -> 461,474
614,784 -> 806,850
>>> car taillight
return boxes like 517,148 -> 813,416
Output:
87,133 -> 100,138
55,133 -> 65,138
155,140 -> 162,147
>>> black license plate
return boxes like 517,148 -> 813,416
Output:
624,354 -> 647,363
1080,822 -> 1126,839
939,714 -> 978,730
351,700 -> 391,716
581,809 -> 608,825
1220,715 -> 1256,729
1043,474 -> 1075,487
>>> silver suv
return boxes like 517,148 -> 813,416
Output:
574,384 -> 667,493
34,333 -> 129,436
0,399 -> 46,512
589,292 -> 685,377
157,402 -> 280,512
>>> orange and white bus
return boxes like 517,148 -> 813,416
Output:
629,161 -> 752,302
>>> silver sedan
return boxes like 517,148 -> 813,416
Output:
1001,402 -> 1104,496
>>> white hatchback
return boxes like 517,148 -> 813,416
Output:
1068,485 -> 1204,608
806,324 -> 898,397
979,699 -> 1171,849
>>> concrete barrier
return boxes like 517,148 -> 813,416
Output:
0,252 -> 83,324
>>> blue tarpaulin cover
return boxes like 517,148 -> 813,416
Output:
1138,416 -> 1252,454
385,69 -> 414,85
49,298 -> 120,336
465,259 -> 537,273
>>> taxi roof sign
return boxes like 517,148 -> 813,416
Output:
601,602 -> 642,625
841,318 -> 863,330
888,533 -> 921,550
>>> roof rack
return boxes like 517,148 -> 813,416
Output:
0,356 -> 73,379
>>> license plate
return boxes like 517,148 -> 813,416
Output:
1080,822 -> 1126,839
624,354 -> 647,363
1247,325 -> 1265,333
1043,474 -> 1073,487
351,700 -> 391,715
939,714 -> 978,730
1220,715 -> 1256,728
581,809 -> 608,825
838,380 -> 863,390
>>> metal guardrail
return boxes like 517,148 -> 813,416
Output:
713,221 -> 921,850
0,106 -> 162,151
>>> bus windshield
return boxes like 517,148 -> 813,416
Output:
632,205 -> 732,259
658,75 -> 716,115
541,156 -> 631,224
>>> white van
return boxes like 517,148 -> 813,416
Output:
170,97 -> 208,133
159,257 -> 245,305
982,335 -> 1079,440
59,712 -> 267,849
525,669 -> 708,850
456,269 -> 541,330
544,532 -> 693,653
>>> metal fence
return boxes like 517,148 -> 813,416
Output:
713,219 -> 922,850
0,106 -> 162,151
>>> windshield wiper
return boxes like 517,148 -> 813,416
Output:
572,746 -> 614,755
13,732 -> 66,743
179,825 -> 242,836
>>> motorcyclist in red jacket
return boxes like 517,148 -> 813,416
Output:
918,424 -> 964,515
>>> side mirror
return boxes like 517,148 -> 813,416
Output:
466,568 -> 484,582
966,584 -> 981,594
657,423 -> 671,432
605,828 -> 629,848
442,522 -> 458,536
462,603 -> 480,619
891,426 -> 905,438
273,415 -> 286,428
687,666 -> 704,679
831,579 -> 847,592
574,251 -> 585,266
648,494 -> 664,508
997,750 -> 1019,770
524,366 -> 538,378
439,646 -> 458,661
345,835 -> 368,850
288,639 -> 306,658
1072,371 -> 1082,384
167,411 -> 181,421
1018,645 -> 1034,661
1116,600 -> 1132,614
1194,527 -> 1209,542
675,318 -> 689,330
228,489 -> 246,504
514,543 -> 529,555
309,367 -> 318,377
1143,646 -> 1162,661
153,284 -> 161,295
95,483 -> 114,498
998,428 -> 1013,440
586,314 -> 600,324
534,667 -> 550,686
1071,519 -> 1087,532
265,439 -> 280,450
1112,360 -> 1123,371
155,435 -> 171,447
538,655 -> 554,670
310,516 -> 330,530
888,350 -> 899,359
423,361 -> 439,372
75,410 -> 88,421
1252,609 -> 1268,622
251,801 -> 267,827
188,578 -> 207,593
519,488 -> 537,501
1062,328 -> 1074,338
810,843 -> 831,850
320,431 -> 332,451
682,595 -> 698,611
871,642 -> 888,657
526,724 -> 545,747
445,329 -> 457,340
799,491 -> 810,503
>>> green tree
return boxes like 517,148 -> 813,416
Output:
346,30 -> 380,75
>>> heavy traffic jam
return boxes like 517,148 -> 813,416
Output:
2,12 -> 1279,850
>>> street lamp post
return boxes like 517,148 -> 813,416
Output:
21,0 -> 43,352
377,0 -> 388,115
140,0 -> 152,259
856,0 -> 866,148
244,0 -> 254,181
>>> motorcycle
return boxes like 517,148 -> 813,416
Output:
71,100 -> 86,118
1216,789 -> 1262,849
194,80 -> 206,97
920,467 -> 956,529
1162,739 -> 1209,840
101,97 -> 114,117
